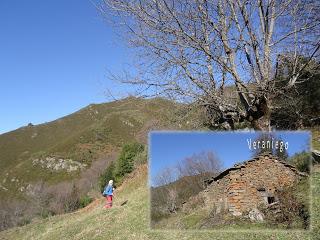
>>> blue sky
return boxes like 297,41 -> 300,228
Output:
149,131 -> 310,186
0,0 -> 133,134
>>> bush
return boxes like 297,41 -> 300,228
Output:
289,151 -> 310,173
115,142 -> 144,182
79,195 -> 93,208
40,209 -> 54,219
17,217 -> 31,227
64,183 -> 80,212
99,161 -> 115,193
99,143 -> 145,194
261,186 -> 309,229
150,209 -> 170,226
133,148 -> 148,167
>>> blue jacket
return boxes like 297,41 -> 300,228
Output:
103,184 -> 113,196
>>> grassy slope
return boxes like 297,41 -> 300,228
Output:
1,161 -> 319,240
0,97 -> 188,199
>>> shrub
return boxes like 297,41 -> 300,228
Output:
150,209 -> 170,226
79,195 -> 93,208
98,143 -> 144,194
289,151 -> 311,173
64,183 -> 80,212
276,188 -> 308,228
133,148 -> 148,167
99,161 -> 115,193
99,162 -> 115,193
17,217 -> 31,227
115,142 -> 144,182
261,186 -> 309,229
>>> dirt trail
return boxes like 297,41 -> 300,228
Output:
76,164 -> 147,214
77,198 -> 104,213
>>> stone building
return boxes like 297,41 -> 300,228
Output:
198,152 -> 307,217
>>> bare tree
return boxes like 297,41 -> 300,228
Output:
152,167 -> 179,213
151,151 -> 221,215
153,166 -> 178,187
101,0 -> 320,130
166,187 -> 178,213
177,151 -> 222,190
177,151 -> 222,176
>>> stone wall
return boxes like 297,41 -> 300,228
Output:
200,153 -> 305,216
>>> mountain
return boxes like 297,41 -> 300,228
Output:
0,97 -> 196,200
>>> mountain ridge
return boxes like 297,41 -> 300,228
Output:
0,97 -> 190,200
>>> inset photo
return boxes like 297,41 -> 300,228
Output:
149,131 -> 311,230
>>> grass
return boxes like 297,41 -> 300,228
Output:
1,163 -> 319,240
153,176 -> 311,231
312,127 -> 320,150
183,211 -> 208,229
311,164 -> 320,239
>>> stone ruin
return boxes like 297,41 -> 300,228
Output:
185,152 -> 308,221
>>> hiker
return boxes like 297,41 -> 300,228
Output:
103,180 -> 115,208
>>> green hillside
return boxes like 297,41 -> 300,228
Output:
0,97 -> 194,200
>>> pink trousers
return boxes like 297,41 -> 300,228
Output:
105,195 -> 113,208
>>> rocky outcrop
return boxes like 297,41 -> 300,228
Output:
32,157 -> 87,172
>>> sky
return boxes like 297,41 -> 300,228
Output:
149,131 -> 311,186
0,0 -> 132,134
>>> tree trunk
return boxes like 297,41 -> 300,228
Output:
251,114 -> 271,131
248,96 -> 271,131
